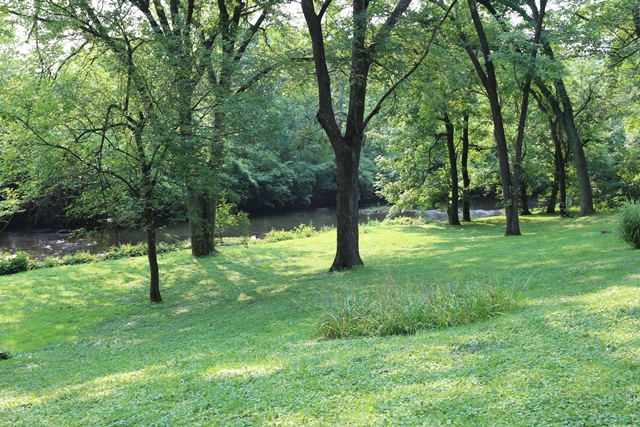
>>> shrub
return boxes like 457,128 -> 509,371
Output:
381,216 -> 426,226
264,223 -> 317,243
43,256 -> 62,268
617,201 -> 640,249
317,278 -> 517,339
0,251 -> 31,276
102,243 -> 148,260
61,251 -> 96,266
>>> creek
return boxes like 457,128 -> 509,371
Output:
0,203 -> 504,259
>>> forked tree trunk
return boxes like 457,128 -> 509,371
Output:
536,44 -> 595,216
302,0 -> 413,271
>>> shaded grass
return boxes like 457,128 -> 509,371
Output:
1,213 -> 639,426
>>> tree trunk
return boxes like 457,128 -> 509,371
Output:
444,113 -> 461,226
330,139 -> 364,271
537,42 -> 595,216
189,189 -> 217,256
549,117 -> 569,217
461,114 -> 471,222
547,169 -> 559,214
557,142 -> 569,218
147,227 -> 162,303
555,80 -> 595,216
520,181 -> 532,215
144,205 -> 162,303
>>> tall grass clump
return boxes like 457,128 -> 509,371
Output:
617,201 -> 640,249
318,278 -> 517,338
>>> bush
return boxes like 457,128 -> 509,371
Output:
381,216 -> 426,226
0,251 -> 31,276
317,278 -> 517,339
617,201 -> 640,249
264,223 -> 317,243
102,243 -> 148,260
60,251 -> 96,266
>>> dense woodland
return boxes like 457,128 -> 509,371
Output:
1,0 -> 640,299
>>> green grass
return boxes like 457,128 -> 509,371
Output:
1,213 -> 639,426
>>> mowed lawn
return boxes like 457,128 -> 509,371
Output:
1,213 -> 639,426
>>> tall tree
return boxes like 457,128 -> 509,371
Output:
301,0 -> 409,270
4,50 -> 176,302
10,0 -> 276,256
301,0 -> 455,270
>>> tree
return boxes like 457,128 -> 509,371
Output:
9,0 -> 277,257
4,50 -> 177,302
301,0 -> 456,270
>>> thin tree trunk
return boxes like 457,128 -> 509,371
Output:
520,181 -> 532,215
144,205 -> 162,303
554,78 -> 595,216
461,114 -> 471,222
444,113 -> 461,225
550,117 -> 569,217
547,167 -> 559,214
557,143 -> 569,218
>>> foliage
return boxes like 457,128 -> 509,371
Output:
317,279 -> 517,338
215,200 -> 250,242
616,201 -> 640,249
60,251 -> 95,266
0,251 -> 29,275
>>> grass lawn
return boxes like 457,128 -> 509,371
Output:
1,213 -> 639,426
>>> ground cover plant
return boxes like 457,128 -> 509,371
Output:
1,213 -> 639,426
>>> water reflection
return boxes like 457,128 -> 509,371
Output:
0,207 -> 501,259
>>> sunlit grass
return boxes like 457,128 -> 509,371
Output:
1,212 -> 639,426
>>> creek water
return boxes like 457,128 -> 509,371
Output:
0,202 -> 504,259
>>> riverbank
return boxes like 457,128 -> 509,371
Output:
2,213 -> 638,426
0,206 -> 502,259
